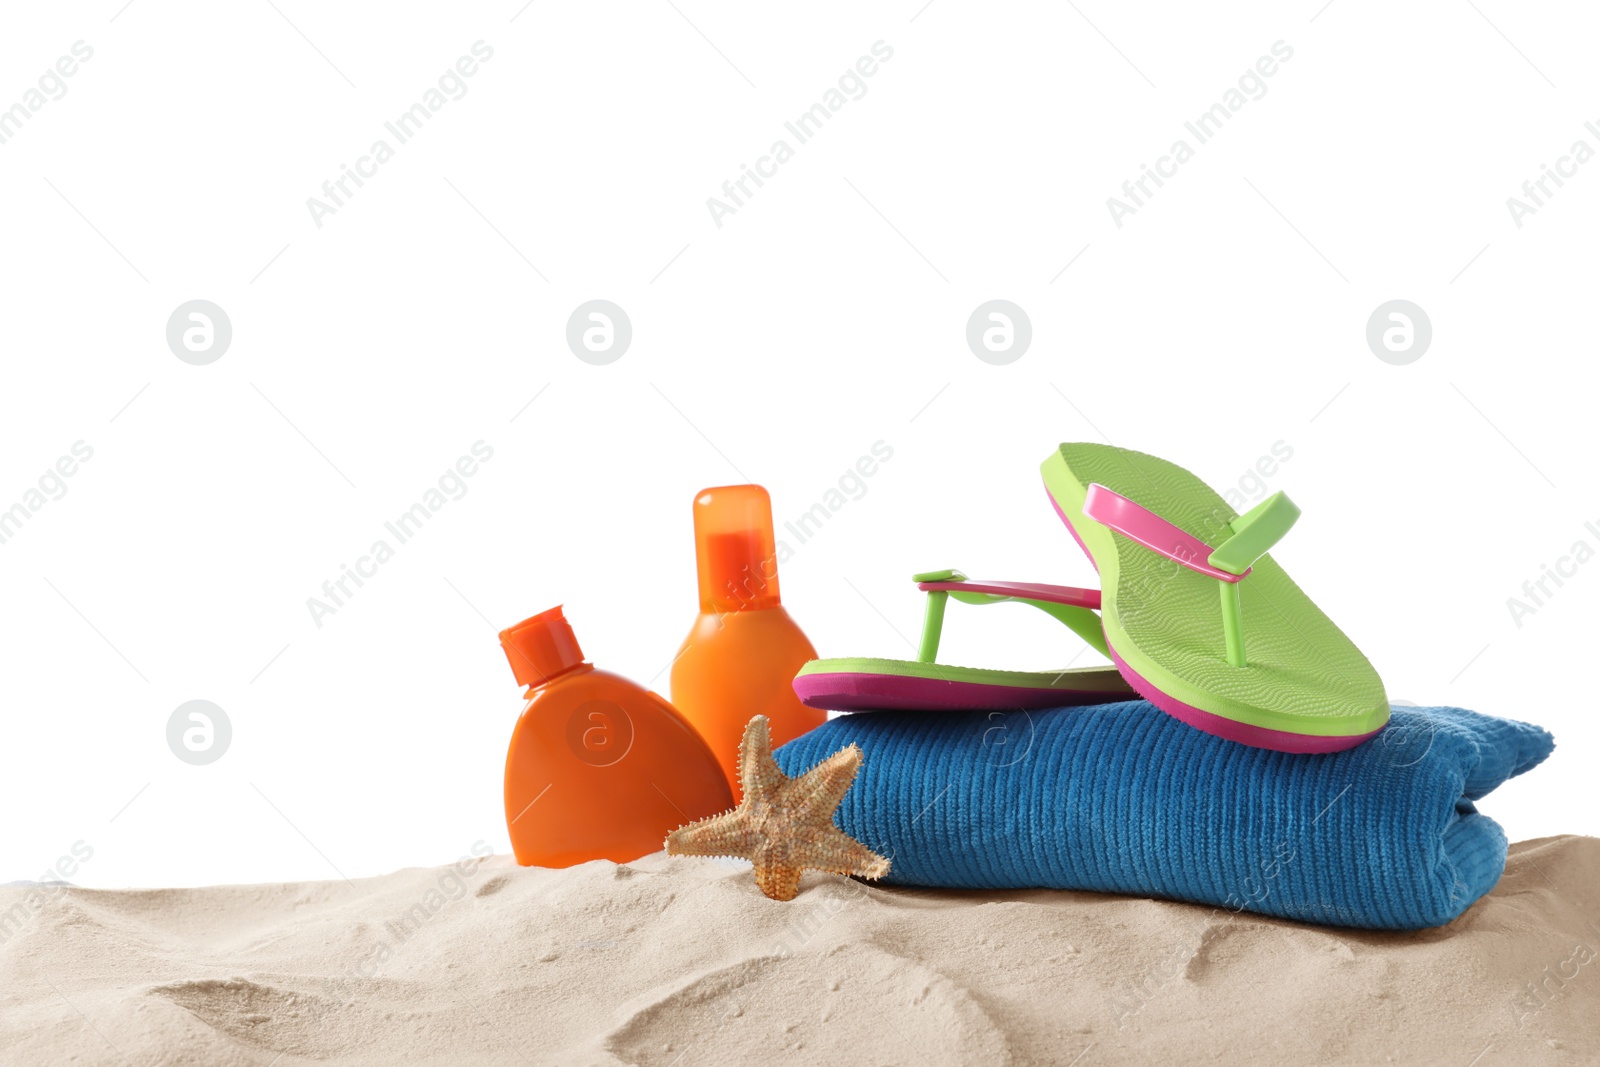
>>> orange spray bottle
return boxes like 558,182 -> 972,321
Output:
500,606 -> 732,867
670,484 -> 826,796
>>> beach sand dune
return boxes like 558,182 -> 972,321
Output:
2,836 -> 1595,1065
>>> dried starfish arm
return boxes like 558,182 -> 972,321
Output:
753,863 -> 804,902
779,744 -> 864,824
787,826 -> 890,879
665,814 -> 762,860
737,717 -> 789,799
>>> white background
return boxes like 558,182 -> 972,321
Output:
1,0 -> 1594,888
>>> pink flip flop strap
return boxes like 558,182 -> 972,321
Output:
1081,483 -> 1247,583
916,579 -> 1102,609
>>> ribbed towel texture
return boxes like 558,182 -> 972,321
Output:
774,702 -> 1553,930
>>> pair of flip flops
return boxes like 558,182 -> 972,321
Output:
793,443 -> 1389,753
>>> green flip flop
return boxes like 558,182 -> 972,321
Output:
1041,442 -> 1388,752
792,569 -> 1135,712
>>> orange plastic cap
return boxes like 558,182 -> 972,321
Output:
693,484 -> 782,613
499,605 -> 587,688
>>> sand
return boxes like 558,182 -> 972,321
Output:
2,836 -> 1596,1066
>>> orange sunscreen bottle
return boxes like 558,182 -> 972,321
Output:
501,606 -> 733,867
670,484 -> 826,796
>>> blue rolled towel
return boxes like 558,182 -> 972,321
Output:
774,702 -> 1553,930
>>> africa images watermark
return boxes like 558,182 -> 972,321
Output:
306,441 -> 495,627
705,41 -> 895,229
705,439 -> 900,605
1505,119 -> 1600,229
335,840 -> 494,990
1115,440 -> 1294,631
1505,519 -> 1600,629
1106,40 -> 1295,228
692,441 -> 895,629
0,841 -> 95,945
305,41 -> 495,229
778,440 -> 895,551
1507,935 -> 1597,1030
0,41 -> 94,148
0,441 -> 95,548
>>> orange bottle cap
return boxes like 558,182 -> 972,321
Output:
499,605 -> 586,687
694,484 -> 781,613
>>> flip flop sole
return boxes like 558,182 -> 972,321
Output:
1042,443 -> 1388,748
794,657 -> 1133,712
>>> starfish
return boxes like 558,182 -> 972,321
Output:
665,715 -> 890,901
